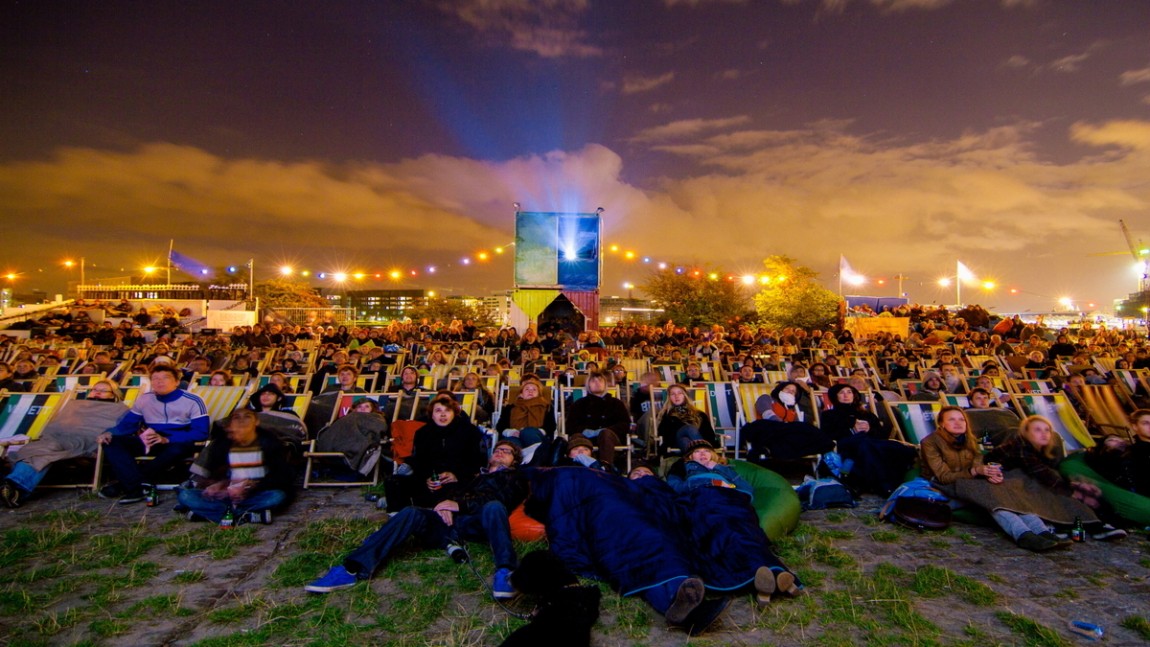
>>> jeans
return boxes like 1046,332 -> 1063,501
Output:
102,434 -> 199,495
5,461 -> 46,494
991,510 -> 1048,540
675,425 -> 703,453
177,488 -> 287,523
344,500 -> 516,578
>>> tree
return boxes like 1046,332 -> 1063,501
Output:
753,255 -> 841,330
254,278 -> 328,309
404,298 -> 498,328
640,267 -> 753,328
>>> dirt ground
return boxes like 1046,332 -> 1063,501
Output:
1,485 -> 1148,647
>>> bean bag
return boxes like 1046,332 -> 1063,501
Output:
728,459 -> 801,540
510,502 -> 547,542
1059,452 -> 1150,526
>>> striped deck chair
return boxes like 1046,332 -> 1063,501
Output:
281,392 -> 313,421
556,385 -> 634,469
1009,393 -> 1095,451
1111,369 -> 1146,399
699,381 -> 740,455
320,373 -> 377,394
48,374 -> 107,393
734,382 -> 774,428
0,392 -> 69,443
884,401 -> 944,444
1007,378 -> 1055,394
251,373 -> 311,394
303,392 -> 393,488
1077,385 -> 1134,440
188,385 -> 248,424
653,364 -> 685,384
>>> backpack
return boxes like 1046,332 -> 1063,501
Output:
795,477 -> 857,511
879,478 -> 952,530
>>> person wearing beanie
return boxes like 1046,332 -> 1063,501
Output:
561,435 -> 614,473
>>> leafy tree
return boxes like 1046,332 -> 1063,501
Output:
404,298 -> 498,328
640,267 -> 753,328
753,255 -> 841,330
254,277 -> 328,309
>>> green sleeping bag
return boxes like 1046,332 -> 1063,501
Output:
730,459 -> 802,540
1059,452 -> 1150,527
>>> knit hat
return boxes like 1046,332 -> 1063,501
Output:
568,436 -> 595,452
685,438 -> 715,455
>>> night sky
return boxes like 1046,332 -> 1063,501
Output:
3,0 -> 1149,313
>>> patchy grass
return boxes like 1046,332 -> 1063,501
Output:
996,611 -> 1071,647
1121,615 -> 1150,641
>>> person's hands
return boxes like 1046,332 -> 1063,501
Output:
979,463 -> 1004,484
139,429 -> 168,453
853,420 -> 870,434
97,432 -> 112,445
227,479 -> 254,504
203,481 -> 230,500
433,500 -> 459,526
437,472 -> 458,485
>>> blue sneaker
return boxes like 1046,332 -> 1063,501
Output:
492,568 -> 517,600
304,565 -> 358,593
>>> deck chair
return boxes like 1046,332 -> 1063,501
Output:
0,391 -> 69,443
303,392 -> 394,488
251,373 -> 312,394
1077,385 -> 1134,440
319,373 -> 377,394
1009,393 -> 1095,451
699,382 -> 740,455
1007,378 -> 1056,394
884,401 -> 945,444
557,384 -> 634,471
188,385 -> 249,425
47,373 -> 107,393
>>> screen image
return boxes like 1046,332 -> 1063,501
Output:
515,212 -> 600,290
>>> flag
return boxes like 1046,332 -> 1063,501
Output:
169,250 -> 213,278
840,254 -> 864,286
956,260 -> 976,284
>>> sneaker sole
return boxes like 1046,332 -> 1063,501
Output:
117,497 -> 145,505
666,577 -> 705,625
304,582 -> 357,593
492,590 -> 518,599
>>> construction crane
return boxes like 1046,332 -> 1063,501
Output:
1119,219 -> 1148,293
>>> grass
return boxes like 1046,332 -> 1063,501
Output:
995,611 -> 1070,647
3,491 -> 1142,646
1121,615 -> 1150,641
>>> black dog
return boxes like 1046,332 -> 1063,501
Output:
500,549 -> 601,647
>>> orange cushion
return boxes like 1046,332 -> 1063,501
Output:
509,503 -> 546,542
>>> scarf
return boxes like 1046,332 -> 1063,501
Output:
771,402 -> 800,423
510,396 -> 551,429
668,403 -> 702,429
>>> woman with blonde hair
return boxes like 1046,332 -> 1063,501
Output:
656,383 -> 716,454
0,379 -> 128,507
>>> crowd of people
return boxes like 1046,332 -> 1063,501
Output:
1,300 -> 1149,635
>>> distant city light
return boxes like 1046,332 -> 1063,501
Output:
937,278 -> 951,287
389,270 -> 401,280
280,266 -> 293,276
332,272 -> 348,282
741,274 -> 755,285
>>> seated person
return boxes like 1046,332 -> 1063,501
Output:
1084,409 -> 1150,497
98,365 -> 209,504
564,371 -> 631,468
495,378 -> 555,465
0,362 -> 19,392
656,383 -> 716,454
559,436 -> 615,473
964,387 -> 1020,447
820,383 -> 915,496
742,381 -> 834,463
0,380 -> 128,508
908,371 -> 944,401
179,408 -> 293,524
384,394 -> 486,512
305,440 -> 529,600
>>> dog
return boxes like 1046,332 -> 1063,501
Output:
499,549 -> 601,647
